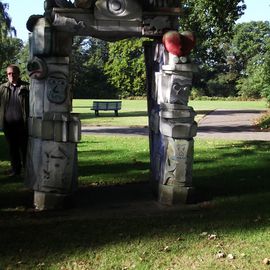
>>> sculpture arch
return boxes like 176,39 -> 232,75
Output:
26,0 -> 198,210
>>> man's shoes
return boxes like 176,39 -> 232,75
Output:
4,169 -> 21,177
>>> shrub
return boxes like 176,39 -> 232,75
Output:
254,111 -> 270,130
190,87 -> 205,100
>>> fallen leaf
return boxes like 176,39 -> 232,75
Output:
216,251 -> 226,259
163,245 -> 171,252
263,258 -> 270,265
227,254 -> 235,260
208,234 -> 217,240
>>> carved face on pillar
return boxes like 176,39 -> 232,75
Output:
42,146 -> 70,189
47,73 -> 68,104
164,138 -> 190,186
170,77 -> 192,105
157,73 -> 192,105
27,57 -> 48,80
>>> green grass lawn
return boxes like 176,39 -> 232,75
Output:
73,99 -> 268,126
0,134 -> 270,270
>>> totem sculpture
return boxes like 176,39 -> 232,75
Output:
25,0 -> 198,210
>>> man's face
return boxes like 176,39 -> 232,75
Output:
6,67 -> 20,85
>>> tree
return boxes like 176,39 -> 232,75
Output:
104,38 -> 147,98
238,48 -> 270,105
179,0 -> 246,94
231,21 -> 270,100
180,0 -> 246,65
0,2 -> 14,40
0,2 -> 23,83
236,57 -> 264,99
230,21 -> 270,75
16,42 -> 30,81
261,52 -> 270,105
71,37 -> 117,99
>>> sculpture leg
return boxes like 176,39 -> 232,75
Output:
26,18 -> 81,210
144,41 -> 197,204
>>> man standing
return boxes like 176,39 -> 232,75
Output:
0,65 -> 29,176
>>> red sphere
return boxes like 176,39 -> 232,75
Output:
162,30 -> 196,57
162,31 -> 182,56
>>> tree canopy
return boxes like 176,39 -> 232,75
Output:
180,0 -> 246,66
104,38 -> 147,98
2,0 -> 270,106
0,2 -> 12,40
232,21 -> 270,101
71,37 -> 117,99
0,2 -> 23,82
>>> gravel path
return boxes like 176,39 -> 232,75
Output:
82,109 -> 270,141
197,109 -> 270,141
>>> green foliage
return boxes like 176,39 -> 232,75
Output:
230,21 -> 270,74
233,22 -> 270,102
15,42 -> 30,81
230,22 -> 270,101
236,63 -> 263,99
180,0 -> 246,69
206,72 -> 238,97
104,38 -> 147,98
0,2 -> 23,83
255,111 -> 270,130
0,2 -> 16,40
260,50 -> 270,105
178,0 -> 246,96
71,37 -> 117,99
190,87 -> 205,99
190,20 -> 270,100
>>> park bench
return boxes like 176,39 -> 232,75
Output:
90,101 -> 122,116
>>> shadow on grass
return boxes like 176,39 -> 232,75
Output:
1,185 -> 270,269
0,139 -> 270,268
0,133 -> 8,160
79,161 -> 149,177
0,140 -> 269,210
0,187 -> 33,209
193,140 -> 270,198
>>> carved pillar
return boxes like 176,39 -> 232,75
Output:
144,38 -> 198,205
25,17 -> 81,210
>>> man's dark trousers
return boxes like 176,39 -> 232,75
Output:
4,121 -> 28,174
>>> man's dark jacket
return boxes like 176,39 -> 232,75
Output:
0,80 -> 30,130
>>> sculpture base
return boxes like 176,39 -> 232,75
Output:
157,184 -> 212,205
34,191 -> 70,210
158,184 -> 194,205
